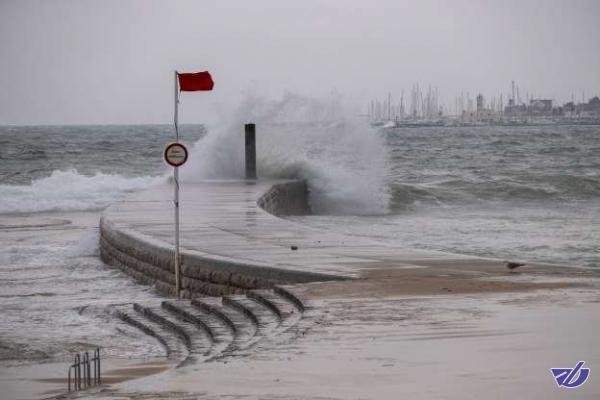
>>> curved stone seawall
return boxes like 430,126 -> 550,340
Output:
256,181 -> 311,216
100,180 -> 342,298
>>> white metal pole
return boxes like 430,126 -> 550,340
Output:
173,70 -> 181,298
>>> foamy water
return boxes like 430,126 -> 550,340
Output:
1,97 -> 599,367
294,124 -> 600,268
0,169 -> 165,214
0,125 -> 205,365
181,93 -> 390,215
0,212 -> 166,364
181,95 -> 600,267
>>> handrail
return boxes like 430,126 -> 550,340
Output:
67,347 -> 101,392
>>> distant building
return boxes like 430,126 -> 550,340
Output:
476,94 -> 484,113
461,110 -> 477,124
528,99 -> 553,116
468,93 -> 502,123
563,101 -> 575,112
584,97 -> 600,114
554,97 -> 600,119
504,99 -> 527,117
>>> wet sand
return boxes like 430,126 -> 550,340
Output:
6,180 -> 599,399
0,358 -> 172,400
73,180 -> 600,399
298,258 -> 597,298
5,263 -> 599,400
69,283 -> 600,400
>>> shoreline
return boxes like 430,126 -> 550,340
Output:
4,179 -> 599,399
63,286 -> 600,400
93,178 -> 599,399
99,179 -> 600,298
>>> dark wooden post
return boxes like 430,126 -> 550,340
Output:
245,123 -> 257,179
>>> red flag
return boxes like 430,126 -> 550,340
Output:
177,71 -> 214,91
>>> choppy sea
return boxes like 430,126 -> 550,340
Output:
1,99 -> 599,365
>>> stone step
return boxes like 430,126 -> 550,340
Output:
191,297 -> 258,346
113,289 -> 308,363
248,290 -> 302,331
274,286 -> 306,313
162,300 -> 235,358
134,304 -> 211,362
114,304 -> 188,362
222,295 -> 280,335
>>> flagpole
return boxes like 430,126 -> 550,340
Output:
173,70 -> 181,298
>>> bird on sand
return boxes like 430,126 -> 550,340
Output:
505,261 -> 525,272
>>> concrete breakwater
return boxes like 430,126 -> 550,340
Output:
92,177 -> 600,400
99,180 -> 342,298
256,181 -> 311,216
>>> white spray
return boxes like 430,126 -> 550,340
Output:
181,92 -> 390,215
0,169 -> 165,214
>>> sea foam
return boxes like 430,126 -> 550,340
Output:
181,92 -> 390,215
0,169 -> 165,214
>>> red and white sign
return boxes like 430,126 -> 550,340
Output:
164,142 -> 188,167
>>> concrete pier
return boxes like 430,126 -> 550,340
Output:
100,180 -> 340,298
96,179 -> 600,400
101,178 -> 490,298
100,179 -> 593,299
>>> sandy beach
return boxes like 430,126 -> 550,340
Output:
49,281 -> 600,400
0,182 -> 598,400
28,180 -> 594,400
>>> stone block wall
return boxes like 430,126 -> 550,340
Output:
99,181 -> 341,298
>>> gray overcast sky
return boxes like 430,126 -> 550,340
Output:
1,0 -> 599,125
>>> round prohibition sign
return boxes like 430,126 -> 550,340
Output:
164,142 -> 189,167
